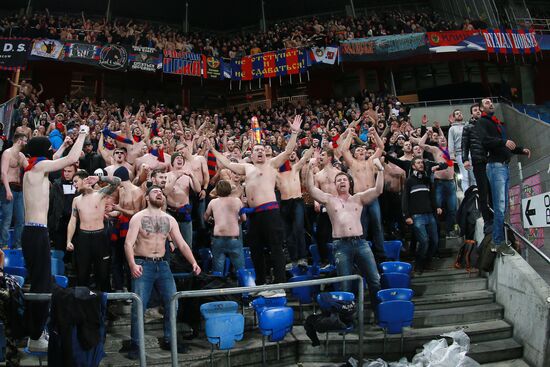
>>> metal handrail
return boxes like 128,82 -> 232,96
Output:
168,274 -> 365,367
504,221 -> 550,264
404,96 -> 502,108
24,292 -> 146,367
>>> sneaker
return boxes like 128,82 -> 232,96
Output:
497,243 -> 515,256
285,262 -> 296,271
159,338 -> 189,353
27,331 -> 49,353
126,344 -> 140,360
320,264 -> 334,271
257,289 -> 286,298
297,258 -> 309,267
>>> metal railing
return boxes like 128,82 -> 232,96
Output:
404,96 -> 502,108
24,292 -> 146,367
168,274 -> 365,367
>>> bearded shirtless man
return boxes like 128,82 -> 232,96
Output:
313,148 -> 341,261
66,170 -> 120,291
134,136 -> 171,175
1,133 -> 27,248
22,126 -> 88,349
208,115 -> 302,285
277,148 -> 313,267
307,158 -> 384,308
341,127 -> 386,261
105,147 -> 135,181
124,186 -> 200,359
204,180 -> 246,274
165,153 -> 200,247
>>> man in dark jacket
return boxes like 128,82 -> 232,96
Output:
403,157 -> 441,274
478,98 -> 530,255
48,164 -> 78,251
79,140 -> 106,175
462,103 -> 492,234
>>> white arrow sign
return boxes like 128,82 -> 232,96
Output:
521,192 -> 550,228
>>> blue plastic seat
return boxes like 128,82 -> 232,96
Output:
4,266 -> 27,278
258,306 -> 294,363
199,248 -> 213,273
383,240 -> 402,261
51,250 -> 64,260
13,275 -> 24,288
54,275 -> 68,288
205,313 -> 244,367
309,244 -> 335,274
380,261 -> 412,275
4,249 -> 25,268
377,288 -> 414,302
51,258 -> 65,275
381,272 -> 411,289
316,291 -> 355,355
251,296 -> 287,315
200,301 -> 239,320
289,275 -> 319,321
237,269 -> 256,288
378,300 -> 415,353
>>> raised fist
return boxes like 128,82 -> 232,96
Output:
79,125 -> 90,135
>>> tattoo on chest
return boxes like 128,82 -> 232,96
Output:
141,216 -> 170,234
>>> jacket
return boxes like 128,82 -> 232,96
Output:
48,178 -> 77,233
456,185 -> 482,240
402,171 -> 437,218
447,122 -> 464,156
478,113 -> 526,163
79,152 -> 106,175
461,119 -> 487,165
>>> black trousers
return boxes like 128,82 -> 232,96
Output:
473,163 -> 493,227
75,229 -> 111,292
21,225 -> 52,340
247,209 -> 286,285
315,211 -> 333,262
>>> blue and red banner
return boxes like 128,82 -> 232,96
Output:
482,29 -> 540,55
163,51 -> 202,77
231,48 -> 307,81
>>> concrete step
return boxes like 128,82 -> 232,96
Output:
439,236 -> 464,250
413,289 -> 495,310
412,267 -> 476,280
413,303 -> 503,327
468,338 -> 524,364
411,277 -> 488,296
482,359 -> 532,367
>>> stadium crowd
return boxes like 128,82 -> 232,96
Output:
0,77 -> 529,360
0,7 -> 484,57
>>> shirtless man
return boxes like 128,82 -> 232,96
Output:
381,157 -> 406,237
208,115 -> 303,285
276,148 -> 313,267
134,136 -> 171,175
22,126 -> 88,350
124,186 -> 201,359
204,180 -> 246,274
341,127 -> 386,261
165,153 -> 200,247
15,118 -> 32,140
105,147 -> 135,181
419,133 -> 458,236
313,148 -> 341,261
1,133 -> 27,248
66,170 -> 121,291
307,158 -> 384,307
126,125 -> 148,164
110,167 -> 144,291
400,140 -> 414,161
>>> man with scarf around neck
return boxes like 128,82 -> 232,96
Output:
0,133 -> 28,248
418,131 -> 458,237
105,147 -> 135,182
134,135 -> 171,175
207,115 -> 303,288
448,109 -> 476,193
478,98 -> 530,255
403,157 -> 441,274
22,125 -> 89,352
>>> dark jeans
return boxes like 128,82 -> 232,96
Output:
380,191 -> 404,236
112,236 -> 131,291
21,225 -> 52,340
315,211 -> 332,262
211,236 -> 245,273
0,186 -> 24,248
360,199 -> 386,261
472,163 -> 493,232
75,229 -> 111,292
247,209 -> 286,285
411,213 -> 439,270
280,198 -> 307,261
435,179 -> 458,233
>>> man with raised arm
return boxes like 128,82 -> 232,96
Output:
340,126 -> 386,262
0,133 -> 28,248
124,186 -> 201,359
66,170 -> 121,291
277,147 -> 314,268
207,115 -> 303,286
306,157 -> 384,309
22,125 -> 89,351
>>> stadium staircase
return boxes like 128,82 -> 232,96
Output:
12,237 -> 531,366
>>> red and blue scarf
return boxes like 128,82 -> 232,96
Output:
24,157 -> 49,173
438,147 -> 454,168
102,128 -> 134,145
149,148 -> 165,162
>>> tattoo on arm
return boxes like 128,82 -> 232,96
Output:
99,176 -> 121,196
72,207 -> 79,218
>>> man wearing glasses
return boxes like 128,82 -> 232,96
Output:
105,147 -> 135,181
134,137 -> 171,175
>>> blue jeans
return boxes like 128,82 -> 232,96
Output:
360,199 -> 385,260
333,238 -> 381,308
131,259 -> 177,345
435,179 -> 457,232
280,198 -> 307,261
0,186 -> 24,248
211,237 -> 245,273
178,221 -> 193,249
486,162 -> 509,245
411,213 -> 439,269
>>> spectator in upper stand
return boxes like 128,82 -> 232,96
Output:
79,139 -> 106,175
448,109 -> 476,193
478,98 -> 530,255
462,103 -> 493,235
403,157 -> 440,274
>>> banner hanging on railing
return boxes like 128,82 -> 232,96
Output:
230,48 -> 307,81
482,29 -> 540,55
63,42 -> 101,66
162,51 -> 202,77
202,55 -> 223,79
309,46 -> 339,65
127,46 -> 162,72
0,38 -> 31,70
427,30 -> 486,53
339,33 -> 428,61
30,38 -> 64,60
98,44 -> 128,71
